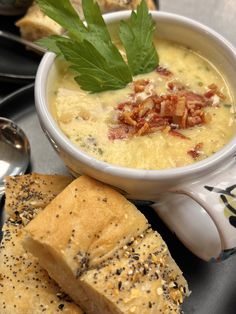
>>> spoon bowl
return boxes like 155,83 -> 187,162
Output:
0,117 -> 30,194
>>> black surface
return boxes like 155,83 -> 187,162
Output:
0,16 -> 41,85
1,84 -> 236,314
0,14 -> 40,97
0,35 -> 40,82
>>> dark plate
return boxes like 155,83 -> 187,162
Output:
0,34 -> 41,84
0,14 -> 41,84
0,84 -> 236,314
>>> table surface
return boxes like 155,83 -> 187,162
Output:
1,2 -> 236,314
160,0 -> 236,47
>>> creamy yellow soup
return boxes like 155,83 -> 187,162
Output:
50,39 -> 236,170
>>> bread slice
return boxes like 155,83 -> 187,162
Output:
23,175 -> 188,313
16,3 -> 63,42
0,174 -> 83,314
23,176 -> 149,271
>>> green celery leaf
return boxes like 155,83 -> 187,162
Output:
119,0 -> 159,76
57,40 -> 131,92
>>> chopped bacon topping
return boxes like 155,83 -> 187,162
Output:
187,143 -> 204,159
204,89 -> 215,99
167,81 -> 186,92
108,125 -> 131,140
156,66 -> 173,77
108,79 -> 226,140
204,83 -> 226,100
184,91 -> 205,104
133,79 -> 150,93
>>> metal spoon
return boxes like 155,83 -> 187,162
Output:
0,117 -> 30,200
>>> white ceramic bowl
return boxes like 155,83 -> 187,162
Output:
35,11 -> 236,201
35,11 -> 236,260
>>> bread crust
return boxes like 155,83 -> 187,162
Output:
16,3 -> 63,41
0,174 -> 83,314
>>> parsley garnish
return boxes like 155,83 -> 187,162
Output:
37,0 -> 159,93
120,0 -> 159,76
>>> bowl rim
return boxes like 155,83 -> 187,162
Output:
35,10 -> 236,181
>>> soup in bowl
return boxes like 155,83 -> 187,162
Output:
36,11 -> 236,196
49,37 -> 235,170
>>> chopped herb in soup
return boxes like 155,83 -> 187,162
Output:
50,39 -> 236,170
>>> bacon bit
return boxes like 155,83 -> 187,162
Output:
167,81 -> 186,91
160,95 -> 178,117
176,96 -> 186,116
136,122 -> 150,136
156,66 -> 173,77
208,83 -> 218,90
158,95 -> 187,118
187,115 -> 204,127
187,142 -> 203,159
204,83 -> 226,100
117,102 -> 130,110
148,116 -> 169,129
184,91 -> 205,104
133,79 -> 150,93
204,89 -> 215,99
120,111 -> 137,126
108,125 -> 131,140
136,97 -> 154,118
179,108 -> 188,129
186,102 -> 202,111
169,130 -> 190,140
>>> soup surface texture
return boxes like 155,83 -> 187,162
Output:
49,39 -> 236,170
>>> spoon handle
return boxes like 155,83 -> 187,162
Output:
0,189 -> 5,236
0,30 -> 46,54
0,187 -> 5,215
0,186 -> 4,195
0,187 -> 5,200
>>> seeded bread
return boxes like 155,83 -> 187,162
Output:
4,173 -> 73,221
23,175 -> 189,314
16,0 -> 156,42
80,230 -> 187,314
15,3 -> 63,42
0,174 -> 83,314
